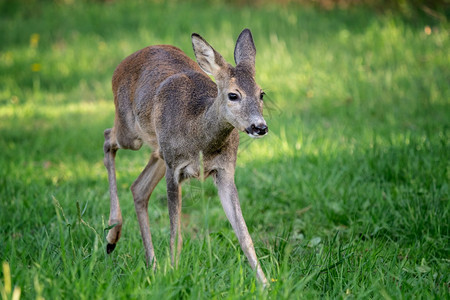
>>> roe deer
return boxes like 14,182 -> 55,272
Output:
103,29 -> 268,285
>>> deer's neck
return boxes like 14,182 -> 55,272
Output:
200,96 -> 235,153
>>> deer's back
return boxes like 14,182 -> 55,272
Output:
111,44 -> 218,152
112,45 -> 205,106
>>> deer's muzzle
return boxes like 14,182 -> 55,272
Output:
245,123 -> 268,138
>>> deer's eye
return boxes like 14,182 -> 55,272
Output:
260,91 -> 265,100
228,93 -> 240,101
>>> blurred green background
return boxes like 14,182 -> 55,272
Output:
0,0 -> 449,298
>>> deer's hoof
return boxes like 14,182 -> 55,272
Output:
106,243 -> 116,254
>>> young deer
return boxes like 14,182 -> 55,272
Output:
103,29 -> 268,285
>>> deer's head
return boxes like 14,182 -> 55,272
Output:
192,29 -> 268,138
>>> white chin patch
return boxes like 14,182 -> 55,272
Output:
247,132 -> 267,139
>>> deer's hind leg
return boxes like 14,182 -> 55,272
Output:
104,114 -> 143,254
103,128 -> 122,253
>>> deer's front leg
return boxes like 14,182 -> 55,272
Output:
131,152 -> 166,270
165,169 -> 183,267
215,169 -> 268,286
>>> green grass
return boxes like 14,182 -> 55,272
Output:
1,0 -> 449,298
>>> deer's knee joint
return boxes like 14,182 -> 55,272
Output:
104,128 -> 112,138
104,128 -> 120,153
131,188 -> 148,210
103,143 -> 110,156
134,199 -> 148,212
103,136 -> 118,160
103,147 -> 117,168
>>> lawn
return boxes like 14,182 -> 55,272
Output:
0,0 -> 449,298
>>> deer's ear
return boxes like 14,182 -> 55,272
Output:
192,33 -> 226,77
234,28 -> 256,73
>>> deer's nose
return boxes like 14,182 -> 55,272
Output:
247,123 -> 268,137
